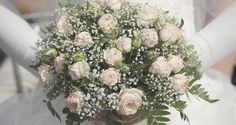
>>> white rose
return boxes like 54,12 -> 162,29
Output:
67,91 -> 85,113
159,24 -> 182,42
54,56 -> 65,73
74,32 -> 94,47
104,0 -> 122,10
149,57 -> 172,77
38,65 -> 53,86
100,68 -> 121,86
104,48 -> 123,65
168,55 -> 184,73
116,36 -> 132,52
137,4 -> 158,26
68,61 -> 90,80
98,14 -> 117,33
117,88 -> 144,116
171,74 -> 189,94
140,29 -> 159,48
56,13 -> 70,33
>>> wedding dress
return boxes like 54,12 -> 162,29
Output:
0,0 -> 236,125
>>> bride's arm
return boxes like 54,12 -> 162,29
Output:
0,5 -> 40,75
192,1 -> 236,71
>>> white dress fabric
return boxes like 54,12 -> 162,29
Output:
0,0 -> 236,125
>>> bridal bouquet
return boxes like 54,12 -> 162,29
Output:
33,0 -> 218,125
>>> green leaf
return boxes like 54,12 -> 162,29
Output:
178,18 -> 184,28
107,111 -> 122,125
146,50 -> 159,60
189,84 -> 219,103
180,111 -> 190,125
45,48 -> 58,57
114,61 -> 129,72
133,38 -> 142,49
63,107 -> 70,114
138,109 -> 150,120
156,117 -> 170,122
156,110 -> 171,116
43,100 -> 61,122
171,100 -> 187,111
72,52 -> 85,62
154,104 -> 169,110
66,113 -> 85,124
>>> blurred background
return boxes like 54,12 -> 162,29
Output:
0,0 -> 58,108
0,0 -> 235,116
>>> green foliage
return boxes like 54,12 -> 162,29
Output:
189,84 -> 219,103
171,100 -> 190,124
139,104 -> 171,125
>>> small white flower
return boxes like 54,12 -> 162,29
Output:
74,32 -> 93,47
149,57 -> 172,77
168,55 -> 184,73
56,13 -> 70,33
159,24 -> 182,42
98,14 -> 117,33
116,36 -> 132,52
137,4 -> 158,26
104,0 -> 122,10
68,61 -> 90,80
38,65 -> 53,86
100,68 -> 121,86
54,55 -> 65,73
67,91 -> 85,113
171,74 -> 189,94
140,29 -> 159,48
104,48 -> 123,65
117,88 -> 144,116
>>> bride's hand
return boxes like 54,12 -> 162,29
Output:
0,5 -> 41,75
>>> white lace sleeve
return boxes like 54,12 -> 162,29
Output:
192,1 -> 236,71
0,5 -> 40,75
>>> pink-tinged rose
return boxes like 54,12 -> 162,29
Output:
117,88 -> 144,116
159,24 -> 182,42
104,48 -> 123,65
140,28 -> 159,48
38,65 -> 53,86
74,32 -> 94,47
168,55 -> 184,73
67,91 -> 85,113
149,57 -> 172,77
68,61 -> 90,80
98,14 -> 117,33
100,68 -> 121,86
116,36 -> 132,52
171,74 -> 189,94
137,4 -> 158,26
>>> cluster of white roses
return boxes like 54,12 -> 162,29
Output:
35,0 -> 202,124
149,55 -> 189,94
